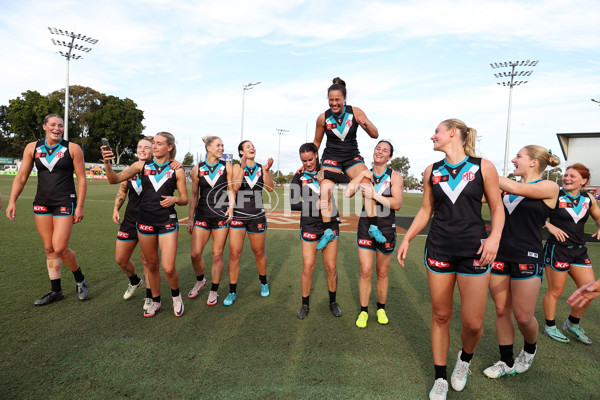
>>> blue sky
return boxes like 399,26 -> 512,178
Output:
1,0 -> 599,178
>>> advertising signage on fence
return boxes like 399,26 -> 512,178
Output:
0,157 -> 14,164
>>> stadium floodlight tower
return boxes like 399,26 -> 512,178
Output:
240,81 -> 262,142
48,27 -> 98,140
490,59 -> 538,177
276,128 -> 289,177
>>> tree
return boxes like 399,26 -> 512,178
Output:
182,152 -> 194,165
388,156 -> 410,177
89,96 -> 144,164
49,85 -> 104,149
5,90 -> 62,144
544,167 -> 563,185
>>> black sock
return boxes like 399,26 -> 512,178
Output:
128,274 -> 141,286
171,288 -> 180,297
434,365 -> 447,380
323,221 -> 332,230
523,340 -> 537,355
568,315 -> 580,325
360,306 -> 368,313
259,274 -> 267,284
545,319 -> 556,327
376,302 -> 385,310
197,274 -> 205,282
211,283 -> 219,292
302,296 -> 310,306
146,288 -> 152,298
460,349 -> 474,363
152,295 -> 161,303
499,344 -> 514,367
229,283 -> 237,293
51,278 -> 61,292
329,291 -> 337,304
368,216 -> 377,226
72,268 -> 84,283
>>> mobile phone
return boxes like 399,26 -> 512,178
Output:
101,138 -> 111,150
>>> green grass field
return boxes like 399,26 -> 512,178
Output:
1,176 -> 599,399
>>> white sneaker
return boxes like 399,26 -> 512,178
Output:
514,348 -> 535,373
187,278 -> 207,299
123,279 -> 144,300
173,294 -> 184,317
429,378 -> 448,400
143,298 -> 153,311
451,351 -> 471,391
143,301 -> 162,318
483,360 -> 516,378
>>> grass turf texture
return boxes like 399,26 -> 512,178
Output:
0,176 -> 599,399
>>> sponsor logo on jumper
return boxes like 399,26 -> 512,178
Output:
36,144 -> 67,172
462,171 -> 475,182
326,112 -> 354,141
432,163 -> 479,204
559,195 -> 591,224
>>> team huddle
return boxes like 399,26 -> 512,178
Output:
5,77 -> 600,400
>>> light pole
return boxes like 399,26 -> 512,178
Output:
276,129 -> 289,177
490,60 -> 538,177
48,27 -> 98,140
240,81 -> 261,142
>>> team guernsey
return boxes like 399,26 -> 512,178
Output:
543,189 -> 593,271
117,175 -> 143,241
321,105 -> 364,171
231,163 -> 267,233
493,180 -> 551,279
137,158 -> 178,235
290,170 -> 340,241
33,139 -> 77,214
426,156 -> 486,256
357,167 -> 396,253
194,160 -> 229,229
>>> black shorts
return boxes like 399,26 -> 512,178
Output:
230,215 -> 267,234
137,217 -> 179,236
543,242 -> 592,272
33,202 -> 75,217
424,247 -> 490,275
357,217 -> 396,254
194,216 -> 229,231
321,153 -> 365,173
491,260 -> 544,280
117,219 -> 138,241
300,220 -> 340,242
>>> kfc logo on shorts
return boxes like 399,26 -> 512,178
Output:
358,239 -> 372,246
492,261 -> 504,271
462,171 -> 475,182
322,160 -> 338,167
555,262 -> 569,269
230,220 -> 243,226
427,258 -> 449,268
195,221 -> 207,227
138,224 -> 154,232
302,232 -> 317,240
117,231 -> 129,239
33,205 -> 47,212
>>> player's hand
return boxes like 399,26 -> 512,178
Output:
160,195 -> 176,208
170,160 -> 182,170
477,236 -> 499,266
360,183 -> 375,200
5,202 -> 16,221
101,146 -> 115,162
73,206 -> 84,224
567,280 -> 600,308
397,239 -> 409,267
264,157 -> 274,171
548,225 -> 568,242
112,209 -> 121,225
225,207 -> 234,223
187,219 -> 194,234
240,154 -> 248,169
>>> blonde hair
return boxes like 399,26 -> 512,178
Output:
522,145 -> 560,173
441,118 -> 478,158
202,136 -> 221,152
155,132 -> 176,160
